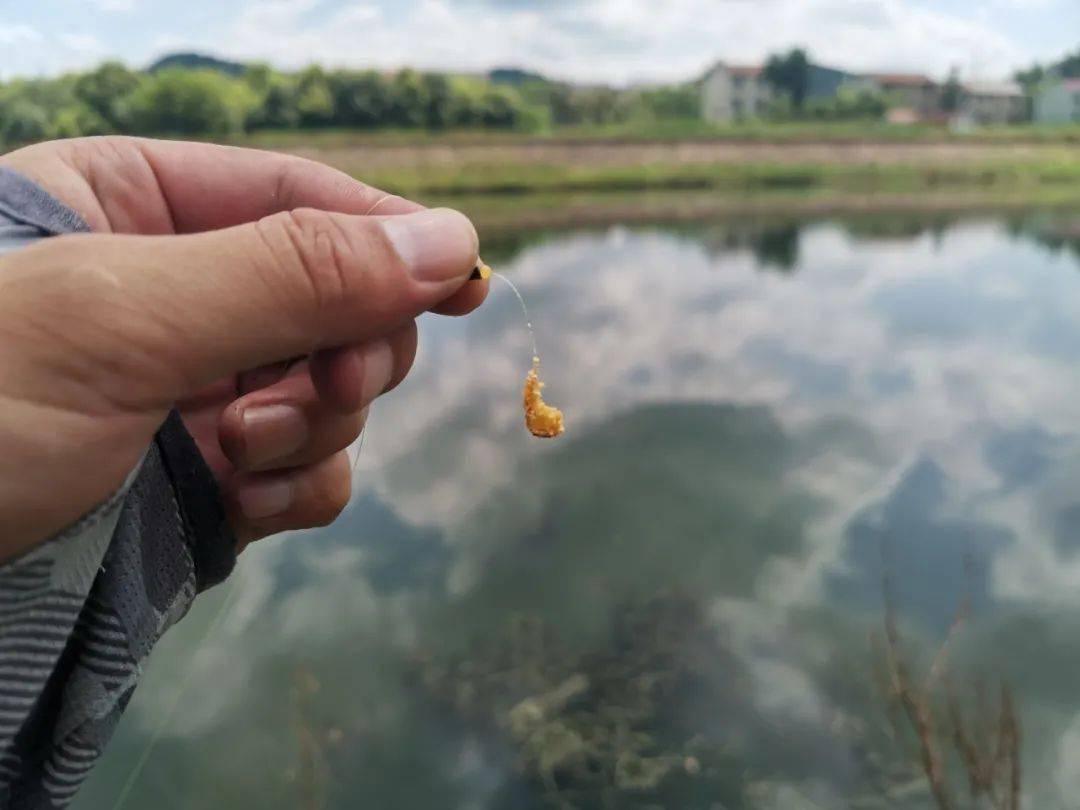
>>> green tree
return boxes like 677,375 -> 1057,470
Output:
126,69 -> 256,136
575,86 -> 622,124
328,70 -> 388,127
800,86 -> 885,121
51,103 -> 111,138
420,73 -> 453,129
256,81 -> 299,129
243,63 -> 275,95
1014,49 -> 1080,90
479,88 -> 517,128
387,69 -> 427,127
1059,49 -> 1080,79
540,83 -> 581,125
245,64 -> 298,129
941,67 -> 963,112
0,101 -> 51,146
295,66 -> 334,127
1014,64 -> 1046,92
764,48 -> 811,111
73,61 -> 140,129
639,85 -> 700,119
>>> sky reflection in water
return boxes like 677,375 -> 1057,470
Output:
76,210 -> 1080,809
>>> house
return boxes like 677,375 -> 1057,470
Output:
700,63 -> 774,123
959,81 -> 1027,125
855,73 -> 941,120
1035,78 -> 1080,124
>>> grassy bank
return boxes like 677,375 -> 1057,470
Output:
354,158 -> 1080,199
235,123 -> 1080,202
238,120 -> 1080,149
447,187 -> 1080,241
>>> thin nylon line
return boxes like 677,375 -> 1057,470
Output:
491,271 -> 539,361
111,574 -> 242,810
364,195 -> 394,216
344,190 -> 389,475
113,191 -> 398,808
351,417 -> 368,475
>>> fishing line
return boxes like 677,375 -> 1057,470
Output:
346,194 -> 394,474
491,271 -> 539,362
113,192 -> 405,806
112,571 -> 243,810
115,205 -> 560,806
351,414 -> 368,475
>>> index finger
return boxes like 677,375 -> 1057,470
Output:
134,139 -> 422,232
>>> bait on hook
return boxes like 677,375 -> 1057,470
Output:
474,259 -> 564,439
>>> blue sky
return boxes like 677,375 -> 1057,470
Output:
0,0 -> 1076,83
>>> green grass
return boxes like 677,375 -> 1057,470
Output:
235,120 -> 1080,150
349,157 -> 1080,199
227,122 -> 1080,210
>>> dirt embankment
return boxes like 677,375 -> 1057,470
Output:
285,140 -> 1073,171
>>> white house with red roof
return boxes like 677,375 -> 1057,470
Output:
701,63 -> 775,123
1035,78 -> 1080,124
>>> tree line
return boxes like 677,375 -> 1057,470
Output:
0,60 -> 701,148
1014,47 -> 1080,91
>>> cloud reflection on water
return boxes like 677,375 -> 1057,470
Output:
76,209 -> 1080,809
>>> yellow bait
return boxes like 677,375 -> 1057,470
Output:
523,356 -> 565,439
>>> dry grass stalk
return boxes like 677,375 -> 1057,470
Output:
292,666 -> 328,810
879,571 -> 1020,809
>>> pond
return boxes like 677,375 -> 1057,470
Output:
76,208 -> 1080,809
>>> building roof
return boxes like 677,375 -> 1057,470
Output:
727,65 -> 765,78
865,73 -> 936,87
701,62 -> 767,83
963,81 -> 1024,97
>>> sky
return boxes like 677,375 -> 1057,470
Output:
0,0 -> 1077,84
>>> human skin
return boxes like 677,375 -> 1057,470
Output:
0,136 -> 489,560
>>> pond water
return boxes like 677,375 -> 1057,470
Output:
76,209 -> 1080,809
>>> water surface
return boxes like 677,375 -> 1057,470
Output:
76,209 -> 1080,809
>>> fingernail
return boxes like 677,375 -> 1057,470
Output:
359,340 -> 395,405
242,404 -> 308,466
238,478 -> 293,520
380,208 -> 478,282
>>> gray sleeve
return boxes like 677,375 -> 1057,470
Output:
0,166 -> 237,809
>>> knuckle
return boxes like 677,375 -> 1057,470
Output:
256,208 -> 353,313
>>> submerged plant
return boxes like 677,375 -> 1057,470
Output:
874,574 -> 1021,810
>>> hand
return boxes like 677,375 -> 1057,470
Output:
0,136 -> 488,558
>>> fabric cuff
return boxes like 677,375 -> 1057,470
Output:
0,163 -> 236,590
0,166 -> 91,235
155,411 -> 237,590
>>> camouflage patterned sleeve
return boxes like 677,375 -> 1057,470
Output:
0,165 -> 236,809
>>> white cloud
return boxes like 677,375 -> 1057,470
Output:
0,0 -> 1061,83
88,0 -> 137,10
0,23 -> 42,45
211,0 -> 1032,85
59,32 -> 105,53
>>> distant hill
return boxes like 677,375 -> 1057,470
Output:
148,52 -> 247,76
488,67 -> 549,86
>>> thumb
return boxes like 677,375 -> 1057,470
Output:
11,207 -> 478,408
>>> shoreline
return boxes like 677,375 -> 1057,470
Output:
435,189 -> 1080,236
254,136 -> 1080,202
